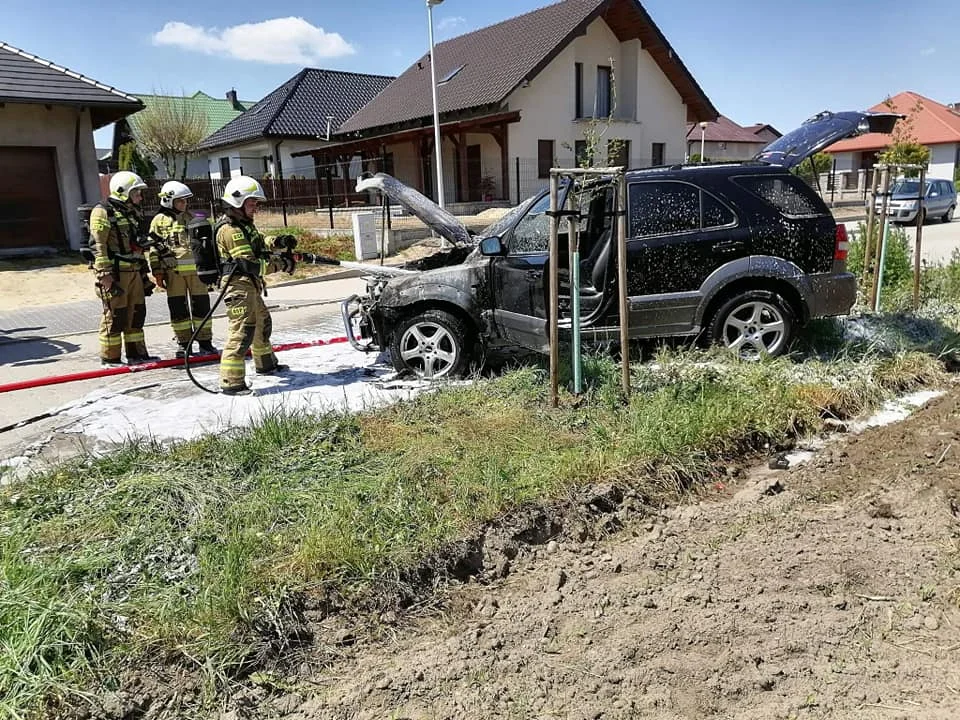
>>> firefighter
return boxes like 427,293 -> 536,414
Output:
149,181 -> 219,358
91,171 -> 157,365
216,176 -> 294,395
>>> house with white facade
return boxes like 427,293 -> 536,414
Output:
826,91 -> 960,193
0,41 -> 141,253
685,115 -> 780,162
110,90 -> 256,178
294,0 -> 717,205
197,69 -> 394,181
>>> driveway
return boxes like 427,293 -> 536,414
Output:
844,217 -> 960,265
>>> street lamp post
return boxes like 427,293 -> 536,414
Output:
427,0 -> 445,210
699,121 -> 708,163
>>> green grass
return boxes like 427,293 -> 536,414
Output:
0,333 -> 951,718
259,225 -> 355,261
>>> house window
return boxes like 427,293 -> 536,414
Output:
574,63 -> 583,119
575,140 -> 590,167
219,157 -> 231,178
651,143 -> 665,167
263,156 -> 272,175
596,66 -> 611,118
538,140 -> 554,178
608,139 -> 629,168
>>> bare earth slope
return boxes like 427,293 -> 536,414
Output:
281,389 -> 960,720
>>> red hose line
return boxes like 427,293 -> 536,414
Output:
0,336 -> 350,394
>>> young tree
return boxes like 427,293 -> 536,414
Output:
878,95 -> 930,177
128,90 -> 208,180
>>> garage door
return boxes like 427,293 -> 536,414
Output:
0,147 -> 66,250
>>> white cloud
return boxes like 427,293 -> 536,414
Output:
921,47 -> 936,56
436,16 -> 466,32
152,17 -> 355,64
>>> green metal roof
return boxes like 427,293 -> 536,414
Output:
131,91 -> 257,136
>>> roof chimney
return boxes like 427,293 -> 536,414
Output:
226,88 -> 240,109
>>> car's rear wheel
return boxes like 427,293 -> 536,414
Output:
944,205 -> 955,223
390,308 -> 473,379
708,290 -> 795,359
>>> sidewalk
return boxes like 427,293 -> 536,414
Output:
0,274 -> 365,343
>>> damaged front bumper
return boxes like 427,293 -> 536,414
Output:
341,274 -> 393,352
341,294 -> 380,352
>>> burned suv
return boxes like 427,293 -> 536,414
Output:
342,110 -> 901,378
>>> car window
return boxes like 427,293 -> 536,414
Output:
481,192 -> 540,239
702,192 -> 736,229
508,192 -> 553,254
733,175 -> 824,217
629,181 -> 699,237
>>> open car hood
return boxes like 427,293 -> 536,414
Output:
754,110 -> 904,169
355,173 -> 473,247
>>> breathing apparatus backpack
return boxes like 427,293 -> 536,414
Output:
189,217 -> 222,286
77,202 -> 156,267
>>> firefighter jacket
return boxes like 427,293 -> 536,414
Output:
90,200 -> 146,278
148,207 -> 195,274
215,215 -> 283,293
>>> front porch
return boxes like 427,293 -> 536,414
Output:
293,111 -> 521,205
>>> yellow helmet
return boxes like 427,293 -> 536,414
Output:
222,176 -> 266,208
109,171 -> 147,202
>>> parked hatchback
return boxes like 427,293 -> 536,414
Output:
342,110 -> 901,378
873,177 -> 956,224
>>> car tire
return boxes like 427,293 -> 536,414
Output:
389,308 -> 473,379
944,206 -> 955,223
708,290 -> 795,359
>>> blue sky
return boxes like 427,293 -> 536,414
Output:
5,0 -> 957,148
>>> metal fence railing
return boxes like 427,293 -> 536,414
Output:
101,155 -> 696,228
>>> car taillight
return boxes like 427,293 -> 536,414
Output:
834,224 -> 849,262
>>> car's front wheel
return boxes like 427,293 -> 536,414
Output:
390,308 -> 473,379
708,290 -> 795,359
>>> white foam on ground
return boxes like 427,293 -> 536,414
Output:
55,340 -> 453,446
849,389 -> 945,432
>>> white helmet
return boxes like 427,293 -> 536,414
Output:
159,180 -> 193,209
222,176 -> 266,208
109,171 -> 148,202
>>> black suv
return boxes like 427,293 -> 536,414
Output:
342,110 -> 901,378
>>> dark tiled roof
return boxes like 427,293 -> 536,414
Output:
686,115 -> 775,144
0,41 -> 142,128
198,69 -> 394,151
338,0 -> 716,136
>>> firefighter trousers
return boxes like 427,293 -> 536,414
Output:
165,270 -> 212,345
219,278 -> 279,389
98,270 -> 147,361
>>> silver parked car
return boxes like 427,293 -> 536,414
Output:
873,177 -> 957,224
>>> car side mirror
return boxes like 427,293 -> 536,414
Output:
479,236 -> 506,256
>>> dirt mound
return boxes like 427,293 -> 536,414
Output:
279,390 -> 960,720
